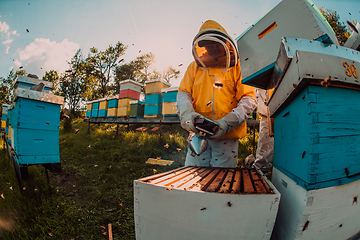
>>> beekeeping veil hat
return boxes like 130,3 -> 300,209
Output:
192,20 -> 239,68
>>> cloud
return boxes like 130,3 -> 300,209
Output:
0,21 -> 10,33
1,21 -> 18,53
18,38 -> 80,76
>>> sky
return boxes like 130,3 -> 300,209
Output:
0,0 -> 359,88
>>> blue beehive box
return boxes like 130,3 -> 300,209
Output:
98,109 -> 107,117
13,75 -> 53,93
266,39 -> 360,190
92,102 -> 99,110
145,94 -> 162,105
161,87 -> 178,103
10,84 -> 64,167
144,104 -> 162,117
108,98 -> 118,108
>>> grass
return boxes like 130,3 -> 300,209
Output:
0,118 -> 257,240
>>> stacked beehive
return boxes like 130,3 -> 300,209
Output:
118,80 -> 143,117
91,101 -> 99,118
8,75 -> 64,179
107,97 -> 118,118
237,0 -> 360,238
98,98 -> 109,118
85,102 -> 92,118
161,87 -> 178,117
129,100 -> 144,118
144,79 -> 171,118
1,104 -> 10,134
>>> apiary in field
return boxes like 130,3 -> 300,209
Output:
134,166 -> 280,240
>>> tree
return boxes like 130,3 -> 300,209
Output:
60,49 -> 92,114
0,69 -> 27,105
320,7 -> 350,45
87,41 -> 127,98
162,66 -> 180,83
43,70 -> 60,95
134,53 -> 155,85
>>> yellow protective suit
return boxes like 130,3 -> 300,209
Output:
178,20 -> 255,140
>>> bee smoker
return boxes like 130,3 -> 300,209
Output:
188,117 -> 219,156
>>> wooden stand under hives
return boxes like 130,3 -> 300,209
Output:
134,166 -> 280,240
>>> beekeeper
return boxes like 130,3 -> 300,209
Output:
245,88 -> 274,172
177,20 -> 256,168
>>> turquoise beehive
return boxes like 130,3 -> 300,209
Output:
9,76 -> 64,179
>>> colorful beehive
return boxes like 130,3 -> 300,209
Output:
236,0 -> 338,89
261,33 -> 360,239
91,101 -> 99,118
144,79 -> 171,95
85,102 -> 92,118
98,97 -> 108,117
161,87 -> 178,117
119,79 -> 143,100
1,104 -> 10,132
107,97 -> 119,118
144,93 -> 162,118
134,166 -> 280,240
117,98 -> 134,117
129,100 -> 144,118
9,77 -> 64,179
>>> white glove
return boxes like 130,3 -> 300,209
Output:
177,91 -> 202,133
208,112 -> 239,139
180,111 -> 202,133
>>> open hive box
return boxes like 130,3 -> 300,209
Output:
134,166 -> 280,240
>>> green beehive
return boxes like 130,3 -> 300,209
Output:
129,100 -> 144,118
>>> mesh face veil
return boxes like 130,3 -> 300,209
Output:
192,30 -> 239,68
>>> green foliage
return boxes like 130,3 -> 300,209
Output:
319,7 -> 350,45
42,70 -> 60,95
87,42 -> 127,98
0,118 -> 191,239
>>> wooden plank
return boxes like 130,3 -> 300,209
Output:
151,167 -> 196,185
199,168 -> 221,192
162,167 -> 204,187
250,170 -> 267,193
177,168 -> 213,190
205,169 -> 227,192
218,169 -> 235,193
232,170 -> 242,194
138,166 -> 190,183
243,170 -> 255,193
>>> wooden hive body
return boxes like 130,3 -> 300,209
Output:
134,166 -> 280,240
129,101 -> 144,118
9,87 -> 63,165
271,168 -> 360,240
236,0 -> 338,89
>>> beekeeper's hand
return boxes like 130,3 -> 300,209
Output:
177,91 -> 203,133
208,112 -> 239,139
180,110 -> 203,133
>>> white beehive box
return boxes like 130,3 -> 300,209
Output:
344,22 -> 360,51
134,166 -> 280,240
271,167 -> 360,240
236,0 -> 338,89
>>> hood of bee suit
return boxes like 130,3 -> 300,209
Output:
192,20 -> 239,69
